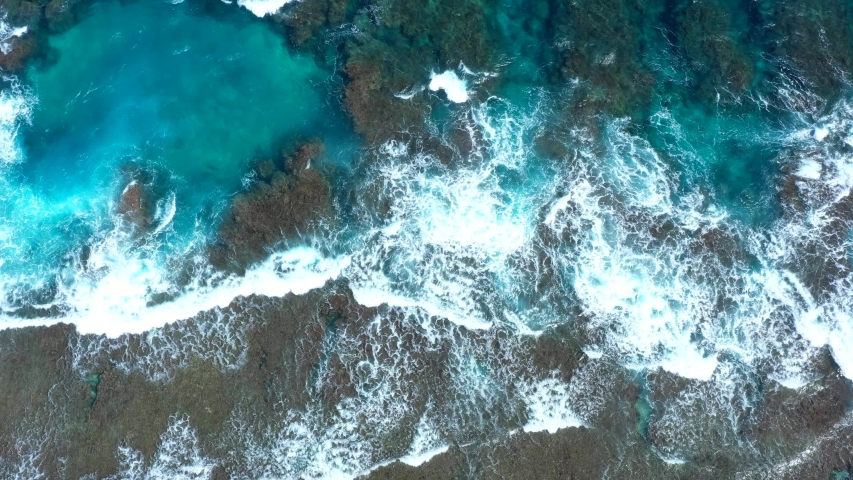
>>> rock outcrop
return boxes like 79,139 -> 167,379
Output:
211,141 -> 332,270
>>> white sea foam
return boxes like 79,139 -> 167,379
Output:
549,126 -> 723,381
351,286 -> 492,330
393,85 -> 425,100
109,414 -> 215,480
1,243 -> 349,337
151,191 -> 177,236
346,99 -> 545,331
795,159 -> 822,179
428,70 -> 469,103
0,20 -> 27,56
0,78 -> 32,165
398,417 -> 448,467
522,378 -> 583,433
398,446 -> 448,467
547,106 -> 842,395
237,0 -> 292,17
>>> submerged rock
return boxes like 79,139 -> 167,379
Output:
116,181 -> 154,233
671,0 -> 755,103
548,0 -> 657,119
768,0 -> 853,105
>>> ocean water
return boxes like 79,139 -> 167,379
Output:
3,0 -> 853,477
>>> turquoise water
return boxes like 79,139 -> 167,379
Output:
0,0 -> 352,307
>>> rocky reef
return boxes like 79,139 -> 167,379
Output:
0,0 -> 90,72
0,282 -> 672,478
114,165 -> 161,238
4,285 -> 851,478
276,0 -> 500,162
210,141 -> 333,271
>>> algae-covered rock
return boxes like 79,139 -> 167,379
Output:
768,0 -> 853,104
277,0 -> 501,156
0,323 -> 90,478
212,141 -> 332,269
0,0 -> 89,72
548,0 -> 657,119
0,284 -> 380,477
278,0 -> 360,49
671,0 -> 755,102
0,32 -> 36,72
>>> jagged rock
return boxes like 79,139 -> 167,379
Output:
752,348 -> 853,464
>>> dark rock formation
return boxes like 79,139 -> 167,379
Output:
767,0 -> 853,105
277,0 -> 501,160
116,180 -> 154,234
277,0 -> 359,49
671,0 -> 755,102
547,0 -> 657,120
113,164 -> 172,238
752,348 -> 853,461
211,141 -> 332,270
0,0 -> 90,72
343,57 -> 429,145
